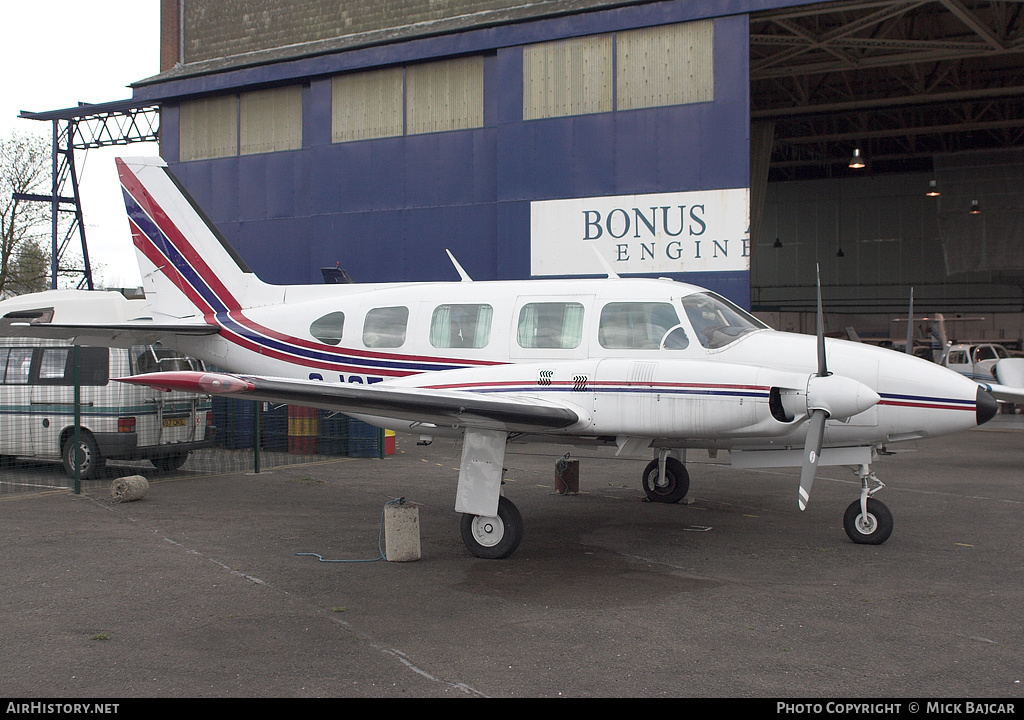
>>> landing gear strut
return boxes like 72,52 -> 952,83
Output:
843,465 -> 893,545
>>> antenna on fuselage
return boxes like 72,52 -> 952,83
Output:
446,249 -> 473,282
590,245 -> 620,279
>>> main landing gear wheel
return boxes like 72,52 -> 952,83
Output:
843,498 -> 894,545
460,496 -> 523,559
641,457 -> 690,504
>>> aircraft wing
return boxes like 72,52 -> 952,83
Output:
979,381 -> 1024,406
117,371 -> 581,433
981,359 -> 1024,405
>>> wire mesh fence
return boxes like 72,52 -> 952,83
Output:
0,343 -> 389,496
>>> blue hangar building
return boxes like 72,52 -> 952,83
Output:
135,0 -> 759,307
127,1 -> 1024,321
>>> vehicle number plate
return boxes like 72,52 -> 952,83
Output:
163,417 -> 187,428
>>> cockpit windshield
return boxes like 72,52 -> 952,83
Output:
681,291 -> 767,349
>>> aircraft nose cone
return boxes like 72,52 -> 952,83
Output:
976,386 -> 998,426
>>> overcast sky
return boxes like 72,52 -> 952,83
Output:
1,1 -> 162,287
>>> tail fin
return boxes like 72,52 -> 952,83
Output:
116,156 -> 273,322
930,312 -> 948,362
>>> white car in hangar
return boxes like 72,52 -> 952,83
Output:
943,342 -> 1024,411
944,342 -> 1016,382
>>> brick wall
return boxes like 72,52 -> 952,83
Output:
161,0 -> 179,71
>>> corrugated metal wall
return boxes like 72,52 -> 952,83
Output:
522,35 -> 613,120
617,20 -> 714,110
178,96 -> 237,161
332,68 -> 404,143
406,56 -> 485,135
240,86 -> 303,155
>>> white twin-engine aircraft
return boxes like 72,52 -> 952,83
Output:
0,156 -> 1001,558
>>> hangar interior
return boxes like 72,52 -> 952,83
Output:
748,0 -> 1024,347
29,0 -> 1024,351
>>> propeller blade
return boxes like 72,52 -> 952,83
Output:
815,264 -> 827,377
905,287 -> 914,355
798,409 -> 826,511
800,265 -> 832,510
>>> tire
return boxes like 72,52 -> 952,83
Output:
641,457 -> 690,503
460,496 -> 523,559
62,433 -> 105,480
843,498 -> 894,545
150,451 -> 190,472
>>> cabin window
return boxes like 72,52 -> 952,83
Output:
38,349 -> 68,380
0,347 -> 109,386
363,306 -> 409,348
310,312 -> 346,346
517,302 -> 585,349
598,302 -> 685,349
34,348 -> 110,386
430,304 -> 493,349
974,345 -> 1004,363
947,350 -> 968,365
80,349 -> 111,386
1,349 -> 33,384
682,292 -> 766,349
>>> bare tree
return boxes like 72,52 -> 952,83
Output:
0,132 -> 53,296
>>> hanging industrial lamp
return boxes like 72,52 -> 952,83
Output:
848,148 -> 865,169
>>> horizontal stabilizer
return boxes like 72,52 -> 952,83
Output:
0,321 -> 218,348
0,288 -> 218,347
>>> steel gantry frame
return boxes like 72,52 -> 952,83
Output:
16,100 -> 160,290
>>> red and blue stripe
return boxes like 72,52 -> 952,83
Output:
119,162 -> 497,378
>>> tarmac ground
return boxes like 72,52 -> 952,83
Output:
1,418 -> 1023,698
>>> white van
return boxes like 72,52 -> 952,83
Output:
0,339 -> 212,478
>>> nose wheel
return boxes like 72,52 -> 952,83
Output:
843,498 -> 893,545
843,466 -> 893,545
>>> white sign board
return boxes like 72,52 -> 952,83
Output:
530,188 -> 750,276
